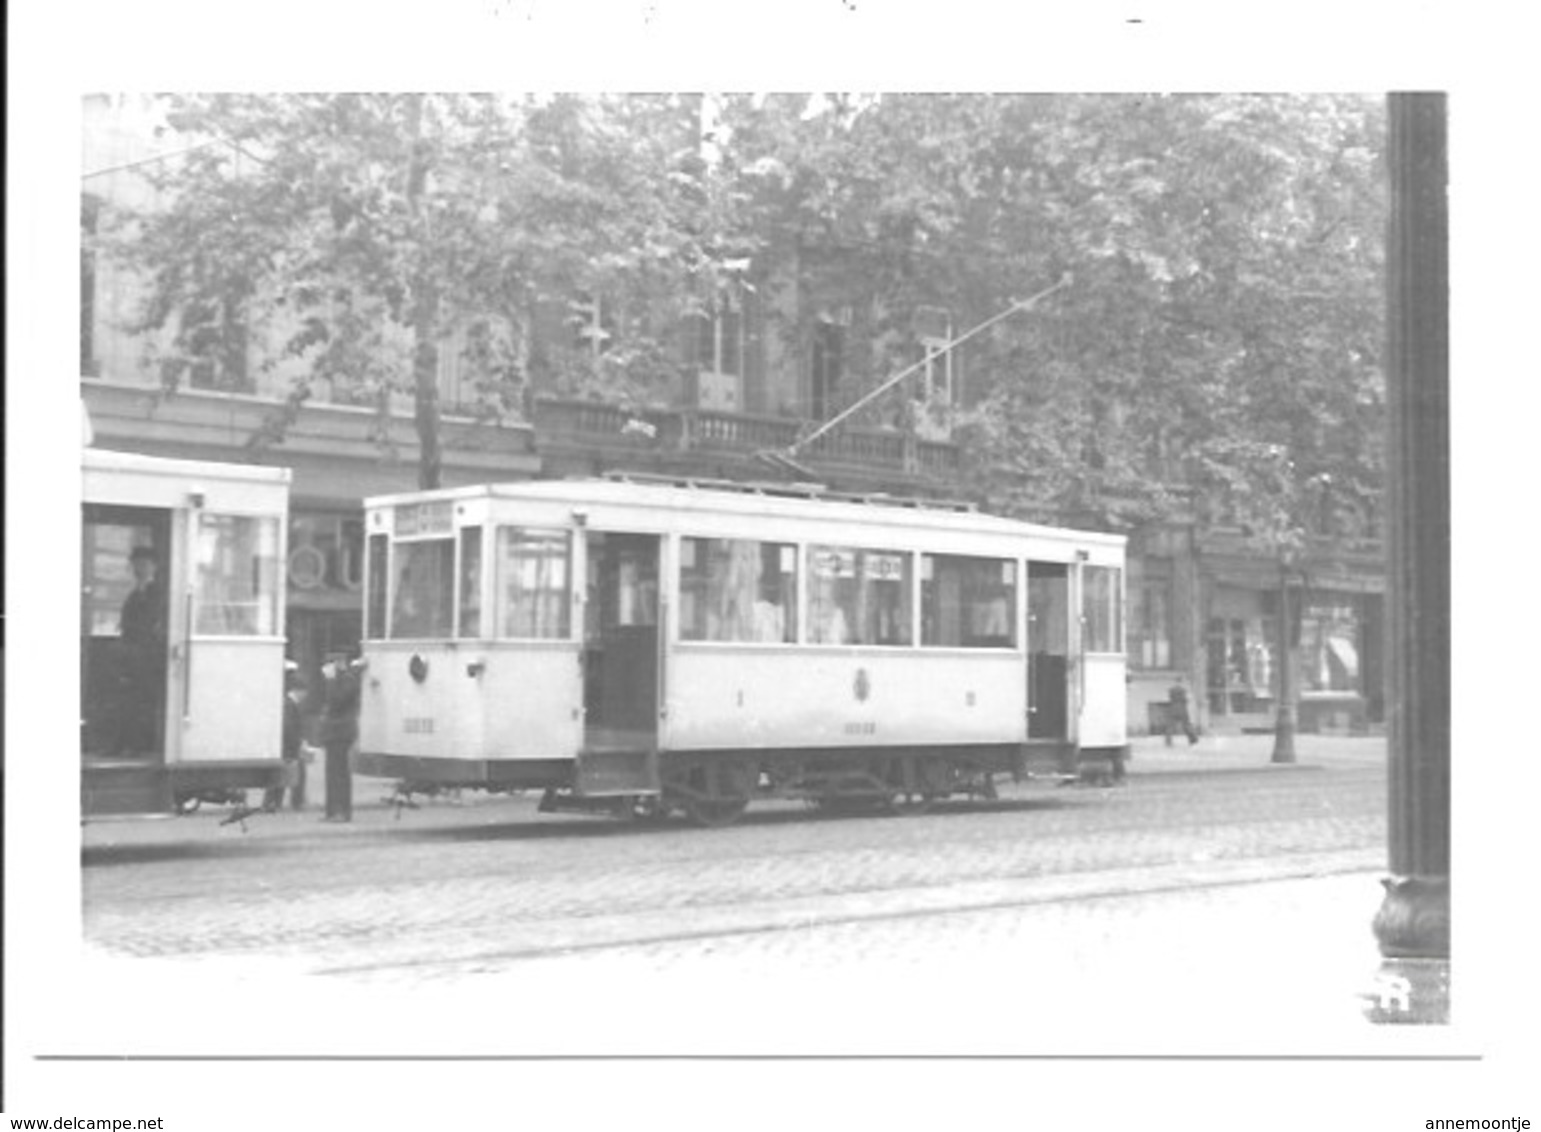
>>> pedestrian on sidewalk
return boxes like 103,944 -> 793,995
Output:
264,660 -> 308,812
320,654 -> 365,822
1166,675 -> 1199,747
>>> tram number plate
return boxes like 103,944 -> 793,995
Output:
844,721 -> 877,736
403,717 -> 437,735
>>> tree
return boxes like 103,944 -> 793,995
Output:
103,93 -> 736,488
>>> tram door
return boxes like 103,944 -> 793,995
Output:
1026,561 -> 1072,740
582,532 -> 661,760
81,505 -> 173,789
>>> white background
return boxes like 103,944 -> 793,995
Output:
8,2 -> 1538,1128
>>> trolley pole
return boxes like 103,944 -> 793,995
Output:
1366,92 -> 1449,1024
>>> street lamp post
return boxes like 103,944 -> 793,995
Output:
1366,91 -> 1449,1024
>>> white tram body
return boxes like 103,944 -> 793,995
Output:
357,477 -> 1127,823
81,448 -> 294,815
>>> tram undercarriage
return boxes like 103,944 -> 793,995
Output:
363,741 -> 1104,828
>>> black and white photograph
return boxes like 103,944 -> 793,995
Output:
7,3 -> 1536,1129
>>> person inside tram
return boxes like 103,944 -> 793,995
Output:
116,545 -> 166,757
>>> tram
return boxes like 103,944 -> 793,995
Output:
356,475 -> 1128,825
80,447 -> 295,816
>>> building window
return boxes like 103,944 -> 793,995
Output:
1131,571 -> 1173,669
693,292 -> 755,412
570,293 -> 615,363
921,555 -> 1016,648
1081,565 -> 1122,654
811,317 -> 845,421
1300,599 -> 1361,693
289,514 -> 365,593
916,306 -> 954,405
496,528 -> 571,640
680,538 -> 797,643
696,295 -> 744,376
1205,609 -> 1277,715
182,293 -> 252,393
806,545 -> 913,647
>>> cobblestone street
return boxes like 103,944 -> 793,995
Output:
63,735 -> 1430,1056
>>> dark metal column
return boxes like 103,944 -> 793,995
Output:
1366,92 -> 1450,1024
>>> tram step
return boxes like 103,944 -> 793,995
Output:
82,766 -> 172,815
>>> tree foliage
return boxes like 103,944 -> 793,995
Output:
103,91 -> 1385,537
715,93 -> 1386,550
107,93 -> 741,487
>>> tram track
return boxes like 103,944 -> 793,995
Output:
314,845 -> 1382,979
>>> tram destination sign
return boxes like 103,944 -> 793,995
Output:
395,500 -> 454,538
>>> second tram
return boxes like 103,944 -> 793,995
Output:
81,448 -> 295,816
356,475 -> 1128,825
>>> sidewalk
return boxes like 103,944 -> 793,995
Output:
79,732 -> 1389,851
1126,730 -> 1386,775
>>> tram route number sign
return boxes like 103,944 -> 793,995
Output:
403,716 -> 437,735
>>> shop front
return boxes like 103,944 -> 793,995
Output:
1202,569 -> 1383,735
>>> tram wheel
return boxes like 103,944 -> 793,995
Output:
683,796 -> 749,827
889,756 -> 952,815
674,757 -> 755,828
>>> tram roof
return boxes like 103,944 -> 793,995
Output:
83,446 -> 293,485
367,474 -> 1125,546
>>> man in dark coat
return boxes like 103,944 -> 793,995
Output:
320,656 -> 364,821
117,545 -> 166,756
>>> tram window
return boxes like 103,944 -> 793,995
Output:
1082,565 -> 1123,653
680,538 -> 797,643
194,514 -> 281,636
365,534 -> 389,640
807,545 -> 913,647
496,528 -> 571,639
458,527 -> 483,638
391,539 -> 455,639
922,555 -> 1016,648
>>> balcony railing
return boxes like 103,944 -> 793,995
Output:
531,397 -> 961,481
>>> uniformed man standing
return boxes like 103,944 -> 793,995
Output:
320,655 -> 364,822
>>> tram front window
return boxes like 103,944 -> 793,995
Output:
391,539 -> 455,639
